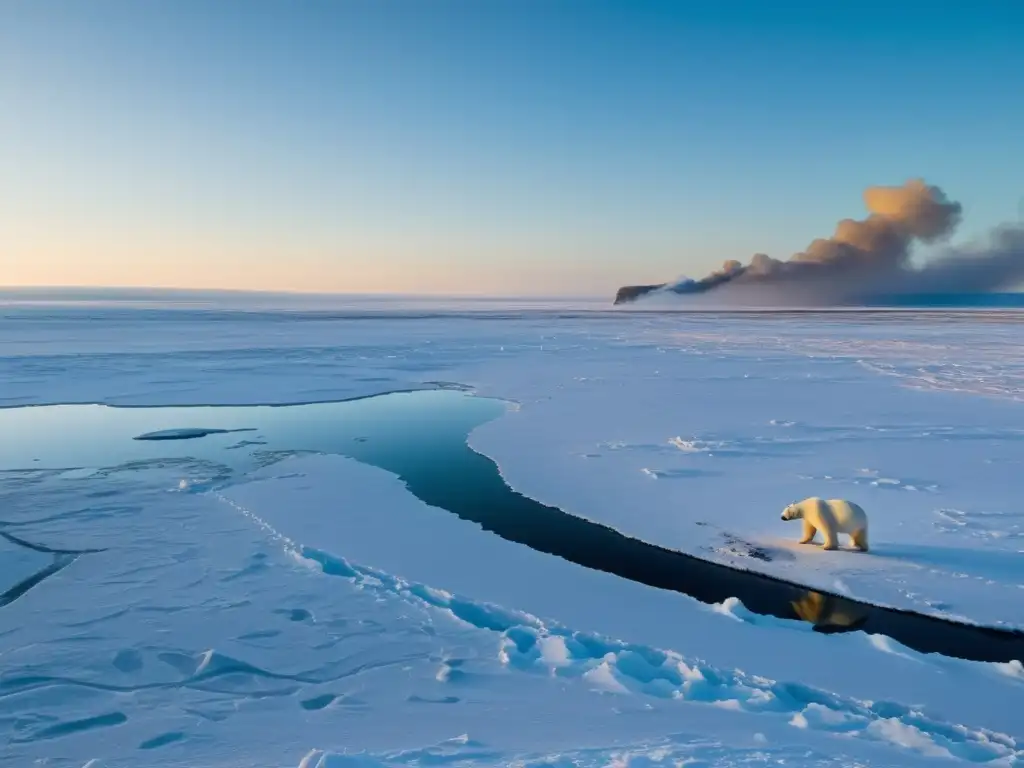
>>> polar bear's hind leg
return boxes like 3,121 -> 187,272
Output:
851,528 -> 869,552
798,520 -> 817,545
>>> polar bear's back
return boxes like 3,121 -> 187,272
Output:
823,498 -> 868,531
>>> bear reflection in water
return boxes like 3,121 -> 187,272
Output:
791,589 -> 869,633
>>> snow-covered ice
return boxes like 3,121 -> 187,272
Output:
1,296 -> 1024,766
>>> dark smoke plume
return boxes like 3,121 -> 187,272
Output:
634,180 -> 1024,306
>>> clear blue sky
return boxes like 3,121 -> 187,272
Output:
1,1 -> 1022,295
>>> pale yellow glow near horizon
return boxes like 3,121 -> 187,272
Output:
1,236 -> 639,297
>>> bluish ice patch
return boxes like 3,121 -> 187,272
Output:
133,427 -> 256,441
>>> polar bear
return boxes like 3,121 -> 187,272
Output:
781,497 -> 869,552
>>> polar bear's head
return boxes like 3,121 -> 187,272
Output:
781,502 -> 802,521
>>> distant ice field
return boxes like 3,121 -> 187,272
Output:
2,294 -> 1023,767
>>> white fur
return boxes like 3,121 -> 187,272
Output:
781,497 -> 869,552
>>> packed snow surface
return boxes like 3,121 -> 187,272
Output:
1,294 -> 1023,766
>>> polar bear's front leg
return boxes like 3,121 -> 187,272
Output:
821,529 -> 839,550
798,520 -> 817,544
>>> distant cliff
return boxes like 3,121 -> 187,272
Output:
613,284 -> 665,305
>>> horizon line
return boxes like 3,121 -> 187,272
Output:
0,284 -> 609,301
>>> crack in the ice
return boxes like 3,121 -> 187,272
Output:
0,555 -> 79,608
0,529 -> 106,555
0,530 -> 106,609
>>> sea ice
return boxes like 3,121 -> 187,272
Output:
133,427 -> 255,441
3,299 -> 1024,766
220,454 -> 1024,747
